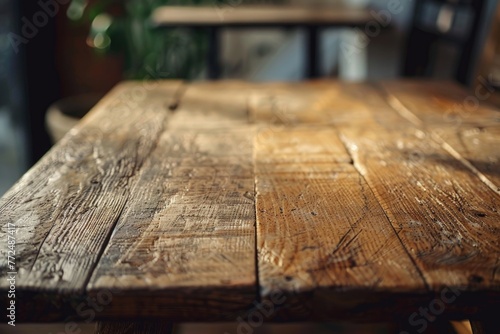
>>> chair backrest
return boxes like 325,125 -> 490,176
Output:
402,0 -> 496,86
473,0 -> 500,106
474,1 -> 500,87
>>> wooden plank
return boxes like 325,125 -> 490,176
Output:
2,79 -> 498,323
255,126 -> 426,320
168,80 -> 256,129
251,81 -> 500,320
332,83 -> 500,294
95,321 -> 173,334
381,80 -> 500,189
249,81 -> 375,126
152,5 -> 372,27
0,81 -> 183,320
380,81 -> 500,126
338,120 -> 500,289
88,83 -> 257,320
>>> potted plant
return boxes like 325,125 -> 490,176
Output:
73,0 -> 215,79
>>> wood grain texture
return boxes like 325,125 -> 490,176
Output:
339,123 -> 500,289
88,83 -> 257,320
152,5 -> 372,27
332,83 -> 500,296
95,321 -> 173,334
248,81 -> 376,126
254,126 -> 426,319
338,81 -> 500,295
0,80 -> 498,323
380,80 -> 500,190
251,81 -> 500,320
168,80 -> 256,130
0,81 -> 182,319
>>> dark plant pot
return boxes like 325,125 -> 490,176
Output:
45,94 -> 102,144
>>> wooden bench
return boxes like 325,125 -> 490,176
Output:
0,80 -> 499,333
151,5 -> 374,78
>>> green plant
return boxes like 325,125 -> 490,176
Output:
68,0 -> 218,79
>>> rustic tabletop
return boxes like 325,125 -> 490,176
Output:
0,80 -> 498,332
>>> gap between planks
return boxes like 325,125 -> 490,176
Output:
86,80 -> 259,320
249,81 -> 499,320
81,81 -> 191,291
334,130 -> 432,291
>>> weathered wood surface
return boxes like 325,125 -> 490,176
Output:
254,126 -> 426,319
251,81 -> 500,319
0,80 -> 498,323
152,5 -> 373,27
0,81 -> 182,320
381,80 -> 500,190
88,82 -> 257,320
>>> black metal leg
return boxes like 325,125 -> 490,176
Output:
471,311 -> 498,334
306,26 -> 320,79
207,26 -> 221,80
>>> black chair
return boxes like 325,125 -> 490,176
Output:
402,0 -> 496,86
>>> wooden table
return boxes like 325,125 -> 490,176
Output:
151,5 -> 374,78
1,80 -> 499,333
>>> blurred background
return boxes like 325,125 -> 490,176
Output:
0,0 -> 499,196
